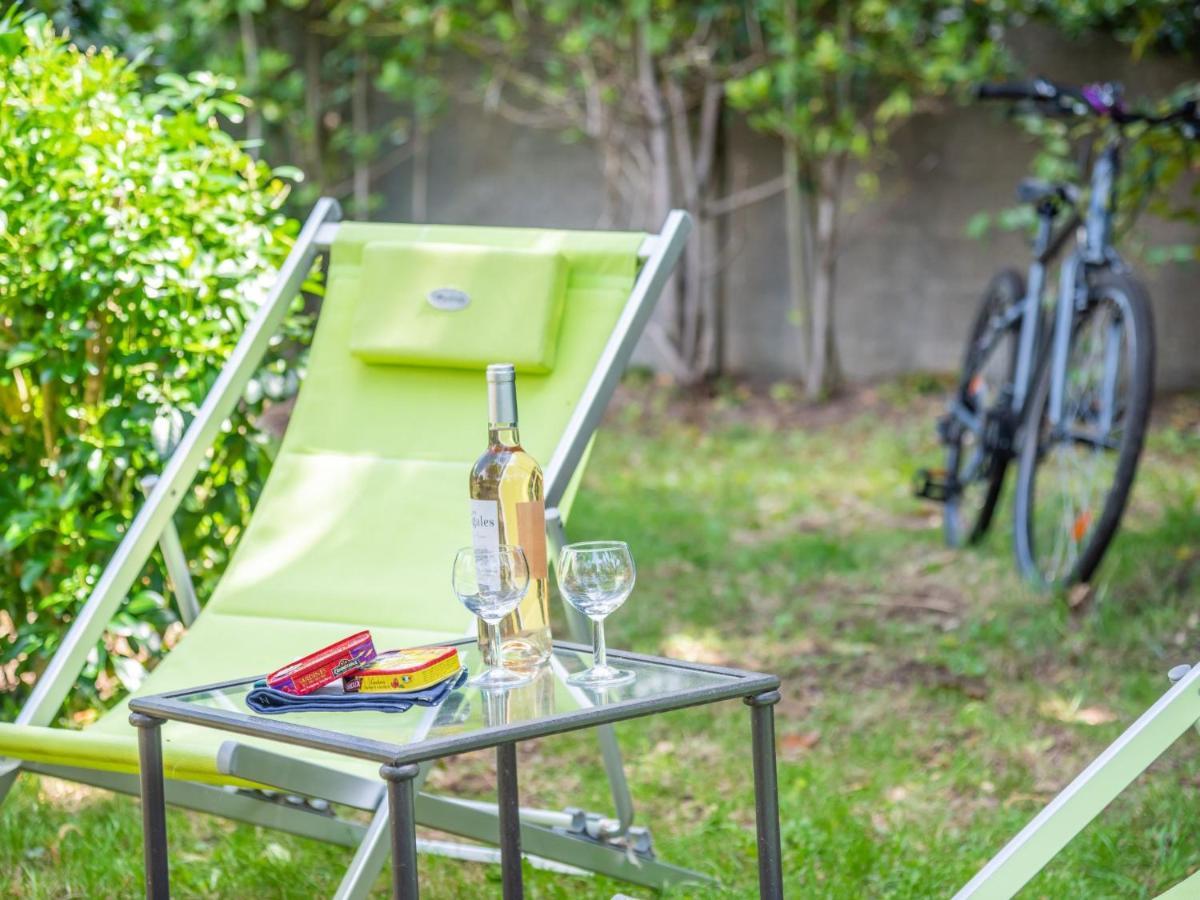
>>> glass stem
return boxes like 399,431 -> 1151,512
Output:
489,621 -> 503,670
593,618 -> 607,672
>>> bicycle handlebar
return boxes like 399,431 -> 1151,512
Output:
975,81 -> 1058,102
976,77 -> 1200,137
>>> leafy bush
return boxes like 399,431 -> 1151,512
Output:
0,15 -> 307,721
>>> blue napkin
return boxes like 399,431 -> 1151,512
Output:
246,668 -> 467,715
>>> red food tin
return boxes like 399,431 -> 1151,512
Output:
265,631 -> 376,696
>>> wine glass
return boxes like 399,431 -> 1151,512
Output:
556,541 -> 636,687
452,546 -> 532,690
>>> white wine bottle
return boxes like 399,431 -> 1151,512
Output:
469,364 -> 552,669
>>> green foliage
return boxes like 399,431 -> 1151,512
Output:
1047,0 -> 1200,58
37,0 -> 449,216
729,0 -> 1014,177
966,84 -> 1200,264
967,4 -> 1200,260
0,16 -> 303,719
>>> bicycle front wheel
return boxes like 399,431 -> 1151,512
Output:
1013,268 -> 1155,587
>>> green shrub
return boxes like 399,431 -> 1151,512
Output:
0,15 -> 307,721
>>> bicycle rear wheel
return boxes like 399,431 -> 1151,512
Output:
1013,268 -> 1155,587
943,270 -> 1022,547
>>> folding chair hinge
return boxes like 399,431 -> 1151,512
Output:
1168,663 -> 1193,684
561,807 -> 654,857
234,788 -> 336,817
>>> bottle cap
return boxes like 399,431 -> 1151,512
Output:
487,364 -> 518,425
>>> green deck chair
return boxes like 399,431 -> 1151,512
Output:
955,661 -> 1200,898
0,199 -> 695,896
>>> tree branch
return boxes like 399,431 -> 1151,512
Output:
705,174 -> 788,217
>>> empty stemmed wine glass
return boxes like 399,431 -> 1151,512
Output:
452,546 -> 532,690
556,541 -> 636,687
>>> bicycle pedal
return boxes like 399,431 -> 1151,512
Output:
914,468 -> 955,503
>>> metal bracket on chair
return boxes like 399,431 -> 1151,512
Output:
562,806 -> 654,856
217,741 -> 384,811
415,792 -> 708,889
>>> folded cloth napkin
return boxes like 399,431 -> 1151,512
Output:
246,668 -> 467,715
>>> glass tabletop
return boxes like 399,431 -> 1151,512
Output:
134,640 -> 777,765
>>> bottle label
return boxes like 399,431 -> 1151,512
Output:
470,498 -> 501,589
516,499 -> 548,580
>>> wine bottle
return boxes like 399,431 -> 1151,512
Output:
469,364 -> 552,669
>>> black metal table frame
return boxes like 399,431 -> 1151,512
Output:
127,639 -> 783,899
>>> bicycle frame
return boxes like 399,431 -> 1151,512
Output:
939,135 -> 1127,498
1004,138 -> 1122,440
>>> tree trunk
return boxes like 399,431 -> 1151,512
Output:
303,25 -> 324,193
781,0 -> 807,377
634,20 -> 695,381
411,120 -> 429,223
806,154 -> 846,400
782,140 -> 809,375
238,6 -> 262,158
352,51 -> 370,219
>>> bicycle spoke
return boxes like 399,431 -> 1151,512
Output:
1028,295 -> 1130,582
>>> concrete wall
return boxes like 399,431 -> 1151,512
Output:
378,29 -> 1200,389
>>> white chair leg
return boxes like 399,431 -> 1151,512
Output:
0,762 -> 20,808
955,662 -> 1200,900
333,798 -> 392,900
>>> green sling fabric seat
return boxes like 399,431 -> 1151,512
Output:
0,221 -> 646,789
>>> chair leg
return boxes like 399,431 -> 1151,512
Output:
0,763 -> 20,808
546,509 -> 636,834
333,797 -> 393,900
954,662 -> 1200,900
334,761 -> 431,900
415,793 -> 709,889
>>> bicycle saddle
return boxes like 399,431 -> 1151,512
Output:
1016,178 -> 1078,207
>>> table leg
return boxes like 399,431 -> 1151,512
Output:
496,742 -> 524,899
380,763 -> 422,898
746,690 -> 784,899
129,712 -> 170,900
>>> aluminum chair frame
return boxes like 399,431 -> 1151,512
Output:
1,199 -> 695,897
955,662 -> 1200,899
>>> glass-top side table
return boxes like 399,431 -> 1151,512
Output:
128,639 -> 783,898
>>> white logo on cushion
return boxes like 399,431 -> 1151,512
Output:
427,288 -> 470,311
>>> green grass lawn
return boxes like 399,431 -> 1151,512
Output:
6,377 -> 1200,898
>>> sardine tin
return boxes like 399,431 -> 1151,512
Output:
342,647 -> 461,694
265,631 -> 377,696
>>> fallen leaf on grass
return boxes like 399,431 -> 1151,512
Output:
1066,583 -> 1094,612
779,730 -> 821,756
660,633 -> 732,666
1039,696 -> 1117,726
264,842 -> 292,864
829,640 -> 876,658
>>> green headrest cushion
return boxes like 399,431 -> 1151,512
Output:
350,241 -> 568,372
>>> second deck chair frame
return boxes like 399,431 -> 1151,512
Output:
954,661 -> 1200,899
3,199 -> 696,896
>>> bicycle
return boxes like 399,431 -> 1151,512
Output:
916,78 -> 1200,588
